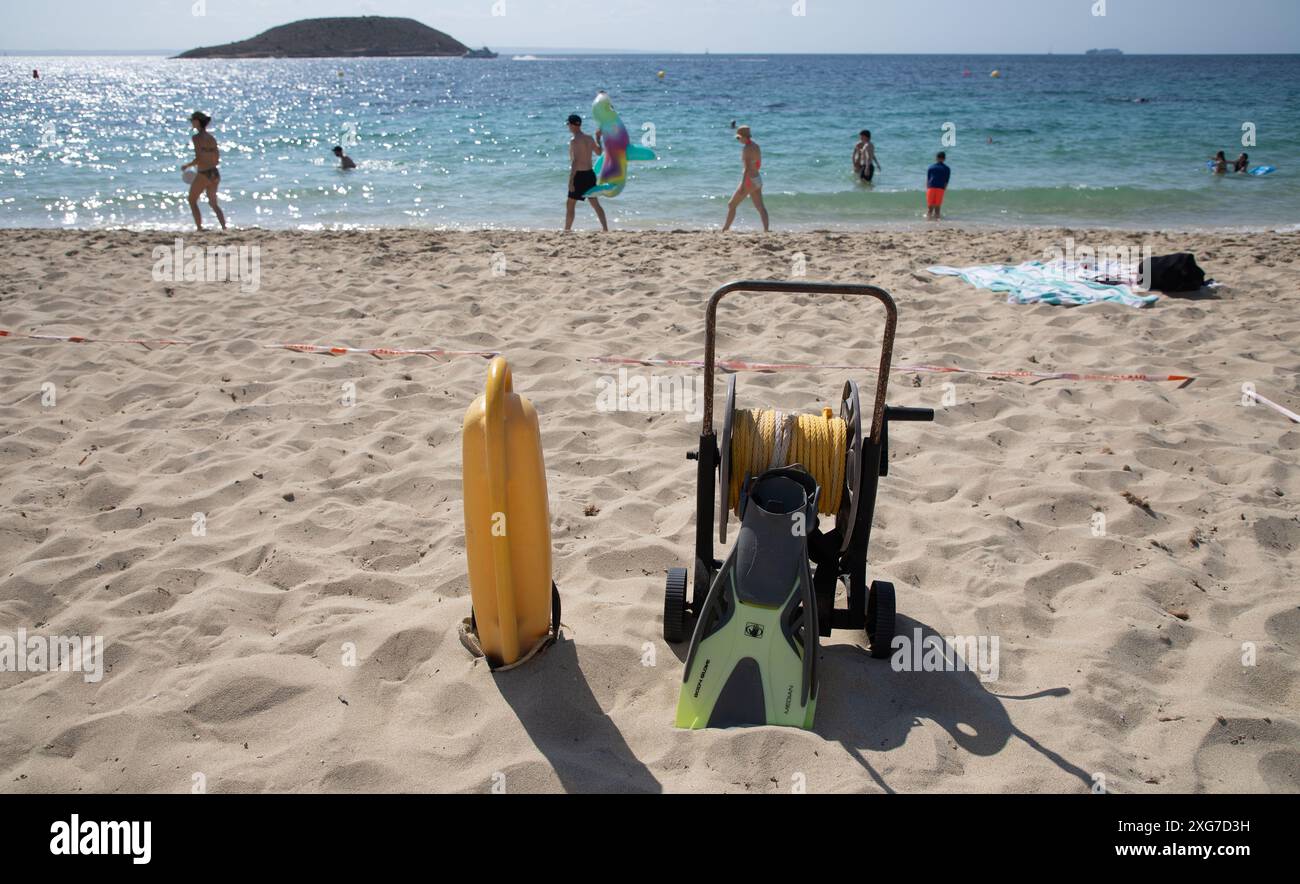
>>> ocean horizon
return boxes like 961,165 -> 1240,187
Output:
2,53 -> 1295,231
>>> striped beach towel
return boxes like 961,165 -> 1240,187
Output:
928,261 -> 1160,308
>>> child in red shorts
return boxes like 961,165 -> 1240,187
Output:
926,151 -> 951,221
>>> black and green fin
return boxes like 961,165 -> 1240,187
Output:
675,467 -> 820,729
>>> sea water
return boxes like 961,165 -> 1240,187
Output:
1,53 -> 1296,230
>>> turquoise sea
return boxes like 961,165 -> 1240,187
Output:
0,53 -> 1296,230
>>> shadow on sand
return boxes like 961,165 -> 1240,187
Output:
815,615 -> 1093,793
1160,284 -> 1222,302
496,638 -> 662,793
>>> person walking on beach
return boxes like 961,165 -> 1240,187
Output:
181,112 -> 226,231
926,151 -> 951,221
565,113 -> 608,232
723,124 -> 769,232
333,146 -> 357,170
853,130 -> 880,183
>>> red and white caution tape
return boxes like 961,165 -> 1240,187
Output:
898,364 -> 1193,383
592,355 -> 1193,384
0,329 -> 495,361
0,329 -> 196,347
0,330 -> 1209,385
1244,390 -> 1300,424
272,342 -> 497,360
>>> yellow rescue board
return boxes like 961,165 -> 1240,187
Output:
462,357 -> 555,668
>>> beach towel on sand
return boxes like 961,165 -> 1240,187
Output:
928,261 -> 1160,308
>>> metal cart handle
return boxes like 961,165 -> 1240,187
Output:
703,280 -> 898,444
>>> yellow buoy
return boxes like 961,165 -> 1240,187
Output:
461,357 -> 557,669
991,70 -> 1001,78
657,70 -> 666,80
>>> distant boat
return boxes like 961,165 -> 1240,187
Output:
1086,48 -> 1124,56
464,46 -> 499,59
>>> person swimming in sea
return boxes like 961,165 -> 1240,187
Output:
723,124 -> 769,232
1211,151 -> 1229,175
853,130 -> 881,183
333,146 -> 357,170
180,112 -> 226,231
1233,152 -> 1250,174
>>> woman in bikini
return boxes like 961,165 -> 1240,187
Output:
181,112 -> 227,231
722,125 -> 770,232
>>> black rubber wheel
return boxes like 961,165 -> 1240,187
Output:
663,568 -> 689,643
865,580 -> 896,659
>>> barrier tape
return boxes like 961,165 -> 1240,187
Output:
1244,390 -> 1300,424
898,364 -> 1193,384
0,329 -> 196,347
0,329 -> 496,361
0,328 -> 1222,387
592,355 -> 1193,384
9,328 -> 1294,423
273,343 -> 498,360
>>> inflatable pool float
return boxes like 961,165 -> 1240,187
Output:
585,91 -> 657,199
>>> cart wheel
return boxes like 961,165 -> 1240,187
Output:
865,580 -> 896,660
664,568 -> 689,643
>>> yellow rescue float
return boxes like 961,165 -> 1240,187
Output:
460,357 -> 560,669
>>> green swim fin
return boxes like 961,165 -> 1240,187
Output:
675,467 -> 820,729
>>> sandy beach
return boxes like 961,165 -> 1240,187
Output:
0,226 -> 1297,794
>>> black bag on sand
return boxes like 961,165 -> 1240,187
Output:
1144,253 -> 1207,292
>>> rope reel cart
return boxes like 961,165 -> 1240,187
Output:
663,280 -> 935,656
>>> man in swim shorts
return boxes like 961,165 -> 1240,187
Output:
853,130 -> 880,183
565,113 -> 608,232
926,151 -> 951,221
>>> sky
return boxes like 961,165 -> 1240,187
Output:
3,0 -> 1299,54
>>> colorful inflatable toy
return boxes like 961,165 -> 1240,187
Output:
585,91 -> 656,199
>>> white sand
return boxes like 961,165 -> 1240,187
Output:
0,227 -> 1297,793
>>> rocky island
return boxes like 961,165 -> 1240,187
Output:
175,16 -> 471,59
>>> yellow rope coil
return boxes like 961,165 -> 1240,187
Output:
729,407 -> 846,516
